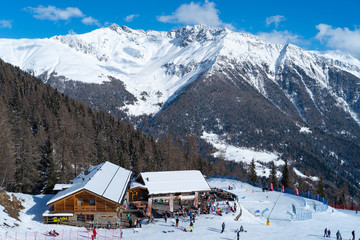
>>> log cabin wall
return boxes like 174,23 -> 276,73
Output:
51,189 -> 118,213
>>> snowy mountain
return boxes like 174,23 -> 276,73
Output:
0,24 -> 360,199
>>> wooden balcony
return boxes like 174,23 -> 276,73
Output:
74,206 -> 96,212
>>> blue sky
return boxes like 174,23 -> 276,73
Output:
1,0 -> 360,58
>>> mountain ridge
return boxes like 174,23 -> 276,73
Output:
0,24 -> 359,201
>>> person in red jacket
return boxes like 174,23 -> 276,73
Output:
92,228 -> 97,239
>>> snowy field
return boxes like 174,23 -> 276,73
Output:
1,178 -> 360,240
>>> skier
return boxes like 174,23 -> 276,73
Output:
175,217 -> 179,227
129,218 -> 133,228
336,230 -> 342,240
237,229 -> 240,240
221,222 -> 225,233
189,211 -> 193,222
164,213 -> 167,223
239,225 -> 244,232
139,219 -> 142,228
190,221 -> 193,232
327,229 -> 331,238
324,228 -> 328,237
352,230 -> 355,240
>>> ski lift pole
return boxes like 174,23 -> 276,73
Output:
267,190 -> 282,225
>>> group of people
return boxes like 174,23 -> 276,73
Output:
221,221 -> 245,240
324,228 -> 355,240
48,230 -> 59,237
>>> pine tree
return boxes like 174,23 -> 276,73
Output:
249,159 -> 257,183
281,159 -> 291,188
269,161 -> 277,187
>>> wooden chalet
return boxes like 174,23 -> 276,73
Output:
128,170 -> 211,214
43,161 -> 132,225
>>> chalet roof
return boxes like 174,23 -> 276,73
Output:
53,184 -> 73,191
137,170 -> 211,195
47,161 -> 132,205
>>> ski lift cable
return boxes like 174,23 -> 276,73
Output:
267,190 -> 282,220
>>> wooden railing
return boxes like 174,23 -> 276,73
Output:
74,206 -> 96,212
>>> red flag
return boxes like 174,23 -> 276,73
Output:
296,188 -> 299,196
281,185 -> 284,193
270,183 -> 273,191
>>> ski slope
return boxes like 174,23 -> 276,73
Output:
0,178 -> 359,240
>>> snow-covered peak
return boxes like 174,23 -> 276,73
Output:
0,25 -> 360,117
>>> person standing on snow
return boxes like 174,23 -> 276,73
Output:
175,217 -> 179,227
221,222 -> 225,233
190,221 -> 193,232
352,230 -> 355,240
164,213 -> 167,223
237,229 -> 240,240
92,228 -> 97,240
189,211 -> 193,222
324,228 -> 327,237
336,230 -> 341,240
327,229 -> 331,238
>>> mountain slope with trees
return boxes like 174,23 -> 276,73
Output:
0,59 -> 233,194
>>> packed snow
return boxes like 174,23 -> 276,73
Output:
1,177 -> 359,240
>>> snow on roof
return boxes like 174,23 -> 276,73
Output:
47,161 -> 132,205
53,184 -> 73,191
138,170 -> 211,195
42,210 -> 74,217
130,181 -> 146,189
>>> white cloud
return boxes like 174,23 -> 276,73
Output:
266,15 -> 286,28
258,30 -> 301,45
25,5 -> 84,21
125,14 -> 139,22
316,24 -> 360,58
82,16 -> 100,26
0,20 -> 12,29
156,0 -> 233,29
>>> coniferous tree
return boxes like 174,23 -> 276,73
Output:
269,161 -> 277,187
281,159 -> 291,188
249,159 -> 257,183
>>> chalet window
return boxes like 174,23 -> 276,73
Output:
78,199 -> 82,206
77,214 -> 85,221
89,199 -> 95,206
86,215 -> 94,221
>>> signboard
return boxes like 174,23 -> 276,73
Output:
146,198 -> 153,217
52,216 -> 68,223
194,192 -> 199,209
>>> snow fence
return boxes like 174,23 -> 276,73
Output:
0,228 -> 123,240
